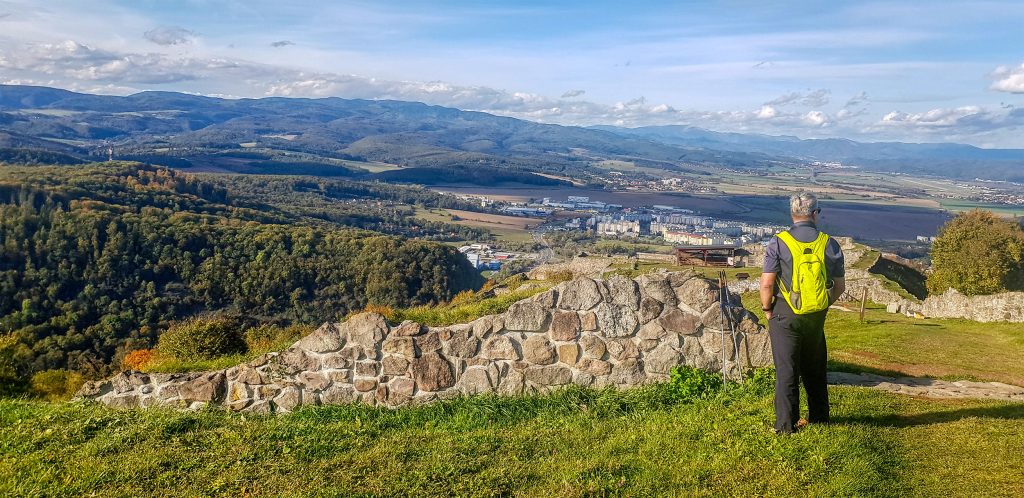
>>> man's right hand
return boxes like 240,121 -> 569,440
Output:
764,310 -> 773,321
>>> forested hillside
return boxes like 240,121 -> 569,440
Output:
0,163 -> 483,382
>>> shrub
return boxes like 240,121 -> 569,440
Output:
244,324 -> 312,351
355,304 -> 396,322
122,348 -> 156,371
0,333 -> 27,397
667,366 -> 723,402
449,289 -> 479,307
30,369 -> 85,401
928,210 -> 1024,295
156,316 -> 247,362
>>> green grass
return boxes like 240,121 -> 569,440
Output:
742,293 -> 1024,386
3,378 -> 1022,497
390,284 -> 553,327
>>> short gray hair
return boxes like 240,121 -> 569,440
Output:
790,192 -> 818,218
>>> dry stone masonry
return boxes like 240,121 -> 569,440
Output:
78,271 -> 772,413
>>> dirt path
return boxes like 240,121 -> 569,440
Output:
828,371 -> 1024,403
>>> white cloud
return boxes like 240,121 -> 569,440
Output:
766,88 -> 830,107
803,111 -> 830,127
143,26 -> 195,46
757,105 -> 778,119
990,63 -> 1024,93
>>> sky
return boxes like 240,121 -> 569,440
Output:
1,0 -> 1023,147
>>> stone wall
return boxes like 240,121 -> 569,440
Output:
77,271 -> 773,413
922,288 -> 1024,322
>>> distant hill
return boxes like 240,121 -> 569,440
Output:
2,84 -> 1022,182
0,85 -> 776,185
592,125 -> 1024,182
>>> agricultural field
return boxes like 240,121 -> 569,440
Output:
414,208 -> 543,243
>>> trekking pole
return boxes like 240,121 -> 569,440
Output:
718,271 -> 728,387
719,270 -> 741,383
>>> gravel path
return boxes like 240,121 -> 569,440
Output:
828,371 -> 1024,403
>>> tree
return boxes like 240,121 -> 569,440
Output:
927,210 -> 1024,296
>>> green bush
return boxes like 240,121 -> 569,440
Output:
0,334 -> 27,397
156,316 -> 247,362
667,365 -> 724,402
928,210 -> 1024,295
29,370 -> 85,401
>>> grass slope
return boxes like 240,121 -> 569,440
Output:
2,383 -> 1022,497
742,295 -> 1024,386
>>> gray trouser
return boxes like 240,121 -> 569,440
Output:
768,300 -> 830,433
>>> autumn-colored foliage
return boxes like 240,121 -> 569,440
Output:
122,349 -> 156,371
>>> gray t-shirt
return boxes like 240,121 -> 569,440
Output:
763,221 -> 845,295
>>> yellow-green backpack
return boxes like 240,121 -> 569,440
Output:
777,231 -> 831,314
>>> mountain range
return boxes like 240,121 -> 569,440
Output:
1,84 -> 1023,183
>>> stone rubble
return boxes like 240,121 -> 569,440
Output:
828,372 -> 1024,402
77,270 -> 773,413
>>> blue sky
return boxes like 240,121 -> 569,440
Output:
1,0 -> 1023,146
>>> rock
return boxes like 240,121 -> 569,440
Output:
674,277 -> 717,313
225,383 -> 252,411
505,302 -> 549,332
579,334 -> 607,359
530,289 -> 558,308
636,274 -> 678,306
278,348 -> 321,373
483,335 -> 520,360
580,311 -> 598,331
605,274 -> 641,310
638,297 -> 664,324
557,343 -> 579,366
77,380 -> 112,398
346,312 -> 389,350
294,322 -> 345,353
639,339 -> 659,352
458,367 -> 493,395
680,336 -> 704,361
382,336 -> 416,358
272,386 -> 302,412
524,365 -> 573,386
549,311 -> 581,341
229,364 -> 267,385
327,369 -> 353,384
574,372 -> 595,387
579,358 -> 612,376
337,346 -> 365,363
389,377 -> 416,397
610,358 -> 645,385
320,384 -> 356,404
178,372 -> 226,403
381,355 -> 410,376
497,368 -> 526,396
105,394 -> 141,409
658,309 -> 702,335
645,343 -> 683,374
355,360 -> 380,377
393,320 -> 424,337
322,354 -> 354,370
522,335 -> 557,365
557,278 -> 604,310
354,378 -> 377,392
472,315 -> 502,337
410,353 -> 455,392
605,338 -> 640,361
444,329 -> 481,358
594,303 -> 639,337
637,320 -> 668,341
297,371 -> 330,391
414,331 -> 442,356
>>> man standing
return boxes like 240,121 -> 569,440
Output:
759,192 -> 845,434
